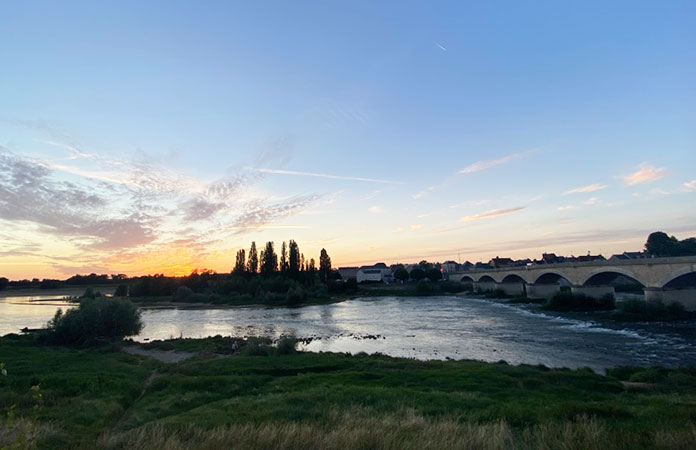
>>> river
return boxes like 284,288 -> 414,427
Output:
1,293 -> 695,371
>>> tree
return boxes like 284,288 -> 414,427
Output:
114,284 -> 128,297
645,231 -> 679,257
426,268 -> 443,282
308,258 -> 316,272
319,248 -> 332,282
409,267 -> 426,281
0,277 -> 8,290
247,242 -> 259,274
289,240 -> 301,273
234,249 -> 246,273
393,267 -> 409,282
44,297 -> 142,346
280,241 -> 289,273
260,241 -> 278,275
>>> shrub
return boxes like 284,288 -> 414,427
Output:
544,292 -> 615,311
439,281 -> 465,293
174,286 -> 194,302
415,280 -> 432,294
114,284 -> 129,297
276,336 -> 297,355
244,337 -> 272,356
42,297 -> 143,346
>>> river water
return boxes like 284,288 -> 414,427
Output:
1,294 -> 694,371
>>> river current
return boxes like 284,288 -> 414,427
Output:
1,294 -> 694,371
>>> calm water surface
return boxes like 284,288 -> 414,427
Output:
2,294 -> 695,371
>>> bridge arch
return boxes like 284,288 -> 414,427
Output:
533,271 -> 573,286
476,275 -> 497,283
501,274 -> 526,284
659,269 -> 696,289
580,268 -> 646,287
457,275 -> 475,283
661,271 -> 696,289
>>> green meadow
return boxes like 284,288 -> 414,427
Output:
1,334 -> 695,449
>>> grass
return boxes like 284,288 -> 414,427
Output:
1,335 -> 696,449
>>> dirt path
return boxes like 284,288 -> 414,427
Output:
122,346 -> 195,363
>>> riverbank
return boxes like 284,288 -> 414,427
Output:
1,334 -> 695,449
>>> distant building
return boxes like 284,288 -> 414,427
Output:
541,253 -> 563,264
609,251 -> 647,261
356,263 -> 394,283
575,254 -> 605,263
441,260 -> 459,273
337,267 -> 359,280
489,257 -> 514,268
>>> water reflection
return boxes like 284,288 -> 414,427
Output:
1,295 -> 695,371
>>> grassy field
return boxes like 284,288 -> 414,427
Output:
1,334 -> 695,449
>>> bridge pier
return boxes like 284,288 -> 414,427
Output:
526,284 -> 561,300
473,281 -> 497,293
570,285 -> 615,299
496,282 -> 525,296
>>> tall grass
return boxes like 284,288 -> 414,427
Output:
97,411 -> 696,450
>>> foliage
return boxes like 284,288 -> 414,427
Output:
174,286 -> 194,302
611,299 -> 691,321
275,336 -> 298,355
645,231 -> 696,257
393,267 -> 409,282
234,249 -> 246,274
415,280 -> 432,294
409,268 -> 426,281
41,297 -> 143,346
260,241 -> 278,276
425,268 -> 442,282
247,241 -> 259,274
114,284 -> 129,297
319,248 -> 331,282
543,292 -> 615,311
0,277 -> 8,290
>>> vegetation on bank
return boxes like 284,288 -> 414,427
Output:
1,335 -> 696,449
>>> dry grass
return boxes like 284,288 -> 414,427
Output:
97,410 -> 696,450
0,418 -> 58,449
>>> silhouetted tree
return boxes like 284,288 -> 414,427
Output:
0,277 -> 8,290
426,268 -> 443,282
393,267 -> 409,282
308,258 -> 316,272
301,253 -> 306,272
409,267 -> 426,281
234,249 -> 246,273
260,241 -> 278,275
319,248 -> 332,282
247,242 -> 259,274
289,240 -> 301,273
646,231 -> 680,256
280,241 -> 288,273
114,284 -> 128,297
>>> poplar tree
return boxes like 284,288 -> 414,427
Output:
234,249 -> 246,273
319,248 -> 331,282
247,241 -> 258,274
280,241 -> 288,272
288,240 -> 301,273
260,241 -> 278,275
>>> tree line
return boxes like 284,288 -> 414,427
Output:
232,240 -> 333,282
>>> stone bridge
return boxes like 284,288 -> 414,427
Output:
446,256 -> 696,310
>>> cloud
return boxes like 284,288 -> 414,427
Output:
231,195 -> 320,233
252,168 -> 400,184
460,206 -> 525,222
583,197 -> 599,205
435,43 -> 447,51
412,186 -> 435,199
557,205 -> 577,211
459,150 -> 533,174
564,183 -> 607,195
410,224 -> 422,230
683,179 -> 696,192
368,205 -> 385,214
620,164 -> 669,186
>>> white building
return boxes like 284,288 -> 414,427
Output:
356,263 -> 394,283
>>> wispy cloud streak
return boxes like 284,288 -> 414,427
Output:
459,150 -> 534,174
620,164 -> 669,186
253,168 -> 400,184
564,183 -> 607,195
460,206 -> 525,222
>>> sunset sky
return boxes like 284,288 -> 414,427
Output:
1,1 -> 695,279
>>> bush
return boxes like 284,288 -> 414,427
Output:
42,297 -> 142,346
276,336 -> 298,355
174,286 -> 194,302
543,292 -> 615,311
114,284 -> 129,297
244,337 -> 272,356
415,280 -> 432,294
439,281 -> 465,293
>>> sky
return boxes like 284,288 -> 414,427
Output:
1,1 -> 695,279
